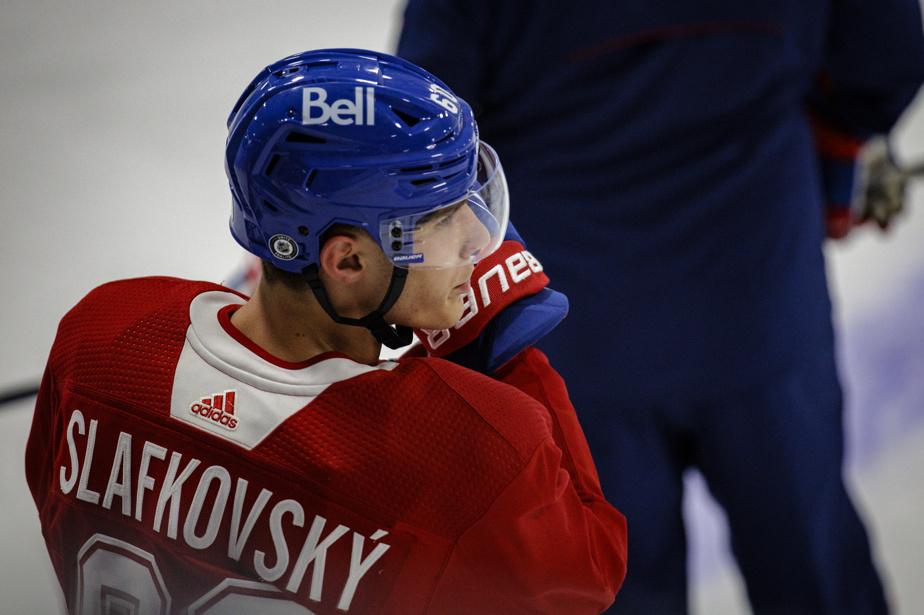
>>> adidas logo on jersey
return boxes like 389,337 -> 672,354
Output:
190,390 -> 239,430
302,86 -> 375,126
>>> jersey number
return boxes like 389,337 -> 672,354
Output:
77,534 -> 316,614
428,83 -> 459,114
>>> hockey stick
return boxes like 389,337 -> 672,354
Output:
0,382 -> 39,407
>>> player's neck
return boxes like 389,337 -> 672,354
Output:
230,281 -> 382,366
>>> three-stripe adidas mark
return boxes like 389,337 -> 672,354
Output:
190,390 -> 239,430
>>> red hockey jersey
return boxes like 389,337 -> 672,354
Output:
26,277 -> 626,614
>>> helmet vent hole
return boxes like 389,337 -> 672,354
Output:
274,67 -> 301,77
400,163 -> 432,173
305,169 -> 317,188
265,154 -> 281,177
305,60 -> 337,70
286,131 -> 326,144
298,225 -> 309,236
263,199 -> 279,213
393,108 -> 422,127
410,177 -> 438,186
437,154 -> 466,169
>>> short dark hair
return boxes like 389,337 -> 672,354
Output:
259,223 -> 360,291
260,259 -> 307,290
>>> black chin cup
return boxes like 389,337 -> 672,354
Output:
301,264 -> 413,350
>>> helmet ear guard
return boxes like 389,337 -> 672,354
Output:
225,49 -> 505,344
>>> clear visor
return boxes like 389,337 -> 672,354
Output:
380,142 -> 510,269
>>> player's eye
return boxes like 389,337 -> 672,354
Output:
435,208 -> 458,228
416,201 -> 465,230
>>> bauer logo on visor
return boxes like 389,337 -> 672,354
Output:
394,253 -> 425,265
302,86 -> 375,126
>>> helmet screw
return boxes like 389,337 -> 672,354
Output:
298,225 -> 309,235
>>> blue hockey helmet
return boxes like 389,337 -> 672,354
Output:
226,48 -> 509,273
225,49 -> 509,347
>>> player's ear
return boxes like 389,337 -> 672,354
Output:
319,234 -> 364,284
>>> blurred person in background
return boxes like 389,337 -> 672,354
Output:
399,1 -> 924,613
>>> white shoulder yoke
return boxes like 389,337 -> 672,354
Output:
170,290 -> 397,450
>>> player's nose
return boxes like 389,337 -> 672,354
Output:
457,205 -> 492,261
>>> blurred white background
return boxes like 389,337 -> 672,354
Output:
1,1 -> 922,613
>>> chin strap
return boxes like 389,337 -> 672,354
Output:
301,264 -> 413,350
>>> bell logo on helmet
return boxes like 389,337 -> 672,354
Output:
269,234 -> 299,260
302,86 -> 375,126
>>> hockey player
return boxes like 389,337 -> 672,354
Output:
25,49 -> 627,614
398,1 -> 924,614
